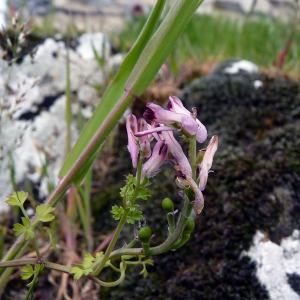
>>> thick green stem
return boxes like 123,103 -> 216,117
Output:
148,197 -> 193,255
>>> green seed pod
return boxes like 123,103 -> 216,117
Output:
138,226 -> 152,243
162,198 -> 174,212
183,217 -> 195,234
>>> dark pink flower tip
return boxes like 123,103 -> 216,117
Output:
144,102 -> 198,136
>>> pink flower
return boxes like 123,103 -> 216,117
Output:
158,130 -> 192,177
167,96 -> 207,143
137,118 -> 151,159
198,135 -> 218,191
143,102 -> 198,137
174,165 -> 204,214
141,140 -> 168,180
135,123 -> 192,177
126,114 -> 139,168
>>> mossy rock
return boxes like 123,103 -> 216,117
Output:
100,70 -> 300,299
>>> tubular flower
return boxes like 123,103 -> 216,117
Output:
137,118 -> 151,159
141,140 -> 168,180
174,165 -> 204,214
167,96 -> 207,143
135,123 -> 192,176
198,135 -> 218,191
143,102 -> 198,137
126,114 -> 139,168
158,130 -> 192,177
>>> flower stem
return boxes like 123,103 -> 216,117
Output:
0,259 -> 71,274
91,210 -> 129,276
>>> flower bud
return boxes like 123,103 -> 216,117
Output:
162,198 -> 174,213
138,226 -> 152,243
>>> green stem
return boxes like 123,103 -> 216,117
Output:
91,210 -> 129,276
104,197 -> 193,261
167,213 -> 176,234
0,259 -> 70,274
148,197 -> 193,255
125,238 -> 139,249
89,262 -> 126,287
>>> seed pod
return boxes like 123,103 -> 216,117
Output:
162,198 -> 174,212
183,217 -> 195,234
138,226 -> 152,243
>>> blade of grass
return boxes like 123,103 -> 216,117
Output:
59,0 -> 167,182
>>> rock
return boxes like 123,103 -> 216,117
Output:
102,61 -> 300,299
0,33 -> 114,209
76,33 -> 111,61
244,230 -> 300,300
0,1 -> 7,27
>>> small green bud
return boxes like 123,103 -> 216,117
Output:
162,198 -> 174,212
138,226 -> 152,243
183,217 -> 195,234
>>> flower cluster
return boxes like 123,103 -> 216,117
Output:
126,96 -> 218,214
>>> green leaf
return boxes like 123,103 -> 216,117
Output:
138,188 -> 151,200
21,264 -> 34,280
95,252 -> 104,261
5,191 -> 28,208
127,205 -> 143,224
13,217 -> 34,240
70,266 -> 84,280
82,253 -> 96,267
120,184 -> 134,199
70,257 -> 95,280
36,204 -> 55,222
140,259 -> 154,278
111,205 -> 124,221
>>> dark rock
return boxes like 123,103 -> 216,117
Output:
100,63 -> 300,299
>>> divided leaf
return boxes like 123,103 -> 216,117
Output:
138,187 -> 151,200
13,217 -> 34,240
111,205 -> 124,221
6,191 -> 28,208
36,204 -> 55,222
127,205 -> 143,224
21,264 -> 34,280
